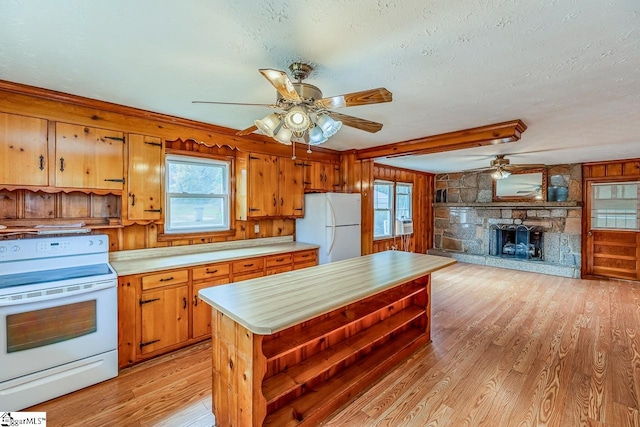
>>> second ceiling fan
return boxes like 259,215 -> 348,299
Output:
193,62 -> 392,146
467,155 -> 545,179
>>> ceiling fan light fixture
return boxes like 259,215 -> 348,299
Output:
274,126 -> 293,145
491,168 -> 511,180
254,113 -> 281,137
283,106 -> 311,133
317,113 -> 342,138
308,125 -> 328,145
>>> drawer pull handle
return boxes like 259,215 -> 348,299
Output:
139,297 -> 160,305
139,339 -> 160,349
183,297 -> 187,310
194,295 -> 199,306
244,263 -> 254,267
159,277 -> 174,282
39,155 -> 45,171
206,269 -> 218,274
276,258 -> 285,262
301,254 -> 310,258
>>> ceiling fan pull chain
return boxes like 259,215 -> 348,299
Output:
292,141 -> 296,160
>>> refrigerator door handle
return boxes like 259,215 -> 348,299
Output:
327,198 -> 336,256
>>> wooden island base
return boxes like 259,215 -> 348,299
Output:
211,273 -> 434,426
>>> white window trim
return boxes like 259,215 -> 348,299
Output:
373,180 -> 413,240
165,154 -> 230,234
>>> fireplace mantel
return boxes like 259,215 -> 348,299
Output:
433,201 -> 582,209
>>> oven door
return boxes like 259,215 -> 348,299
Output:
0,282 -> 117,383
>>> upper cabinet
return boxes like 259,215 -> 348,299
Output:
304,161 -> 340,192
126,134 -> 163,222
236,152 -> 304,220
55,123 -> 125,191
0,112 -> 49,186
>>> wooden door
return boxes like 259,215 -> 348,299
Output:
192,278 -> 228,339
584,180 -> 640,280
277,158 -> 304,217
139,285 -> 189,355
586,230 -> 640,280
248,153 -> 278,217
0,112 -> 48,186
55,123 -> 124,190
127,134 -> 163,221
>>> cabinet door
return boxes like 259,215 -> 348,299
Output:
139,285 -> 189,355
278,158 -> 304,217
55,123 -> 124,190
304,161 -> 339,192
248,154 -> 278,217
192,278 -> 228,339
0,112 -> 48,186
127,134 -> 163,221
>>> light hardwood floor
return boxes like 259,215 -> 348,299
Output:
29,263 -> 640,426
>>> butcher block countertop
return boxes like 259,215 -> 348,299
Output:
109,236 -> 318,276
199,251 -> 456,335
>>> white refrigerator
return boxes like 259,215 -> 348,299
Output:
296,193 -> 361,265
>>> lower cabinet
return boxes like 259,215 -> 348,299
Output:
139,284 -> 189,355
117,249 -> 318,368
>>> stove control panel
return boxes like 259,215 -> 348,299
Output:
0,235 -> 108,262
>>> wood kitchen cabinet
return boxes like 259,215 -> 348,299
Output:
126,134 -> 163,222
236,152 -> 304,219
0,112 -> 49,186
139,269 -> 190,355
192,262 -> 231,339
55,122 -> 125,190
139,284 -> 189,355
117,248 -> 318,368
304,160 -> 340,192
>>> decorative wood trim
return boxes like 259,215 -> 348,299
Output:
0,80 -> 341,161
355,119 -> 527,159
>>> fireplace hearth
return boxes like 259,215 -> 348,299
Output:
489,224 -> 544,260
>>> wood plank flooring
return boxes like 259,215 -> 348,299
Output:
28,263 -> 640,426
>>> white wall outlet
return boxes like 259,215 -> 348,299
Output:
254,224 -> 260,233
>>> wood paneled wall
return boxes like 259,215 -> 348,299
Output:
340,155 -> 434,255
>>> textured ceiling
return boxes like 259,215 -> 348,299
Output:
1,1 -> 639,173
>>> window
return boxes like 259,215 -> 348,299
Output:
373,180 -> 413,238
165,154 -> 230,233
591,182 -> 639,230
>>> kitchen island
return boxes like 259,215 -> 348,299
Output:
199,250 -> 456,427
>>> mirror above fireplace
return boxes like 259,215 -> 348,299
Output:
493,168 -> 547,202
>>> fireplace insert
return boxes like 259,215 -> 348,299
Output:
489,224 -> 544,260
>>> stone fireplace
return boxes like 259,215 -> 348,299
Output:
429,164 -> 582,278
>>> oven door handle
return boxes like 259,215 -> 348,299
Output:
0,279 -> 116,306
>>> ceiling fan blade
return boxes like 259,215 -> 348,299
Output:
192,100 -> 275,107
259,69 -> 302,102
504,163 -> 546,169
236,125 -> 258,136
316,88 -> 392,109
328,111 -> 383,133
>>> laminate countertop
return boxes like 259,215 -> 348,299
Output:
109,241 -> 319,276
199,251 -> 456,335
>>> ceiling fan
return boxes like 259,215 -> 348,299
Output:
466,155 -> 545,179
193,62 -> 392,146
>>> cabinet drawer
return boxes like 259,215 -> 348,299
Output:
141,270 -> 189,291
192,263 -> 231,281
232,258 -> 264,275
266,253 -> 292,268
294,250 -> 317,265
233,271 -> 265,283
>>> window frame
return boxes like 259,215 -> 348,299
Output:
164,154 -> 231,234
590,181 -> 640,231
373,180 -> 413,240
